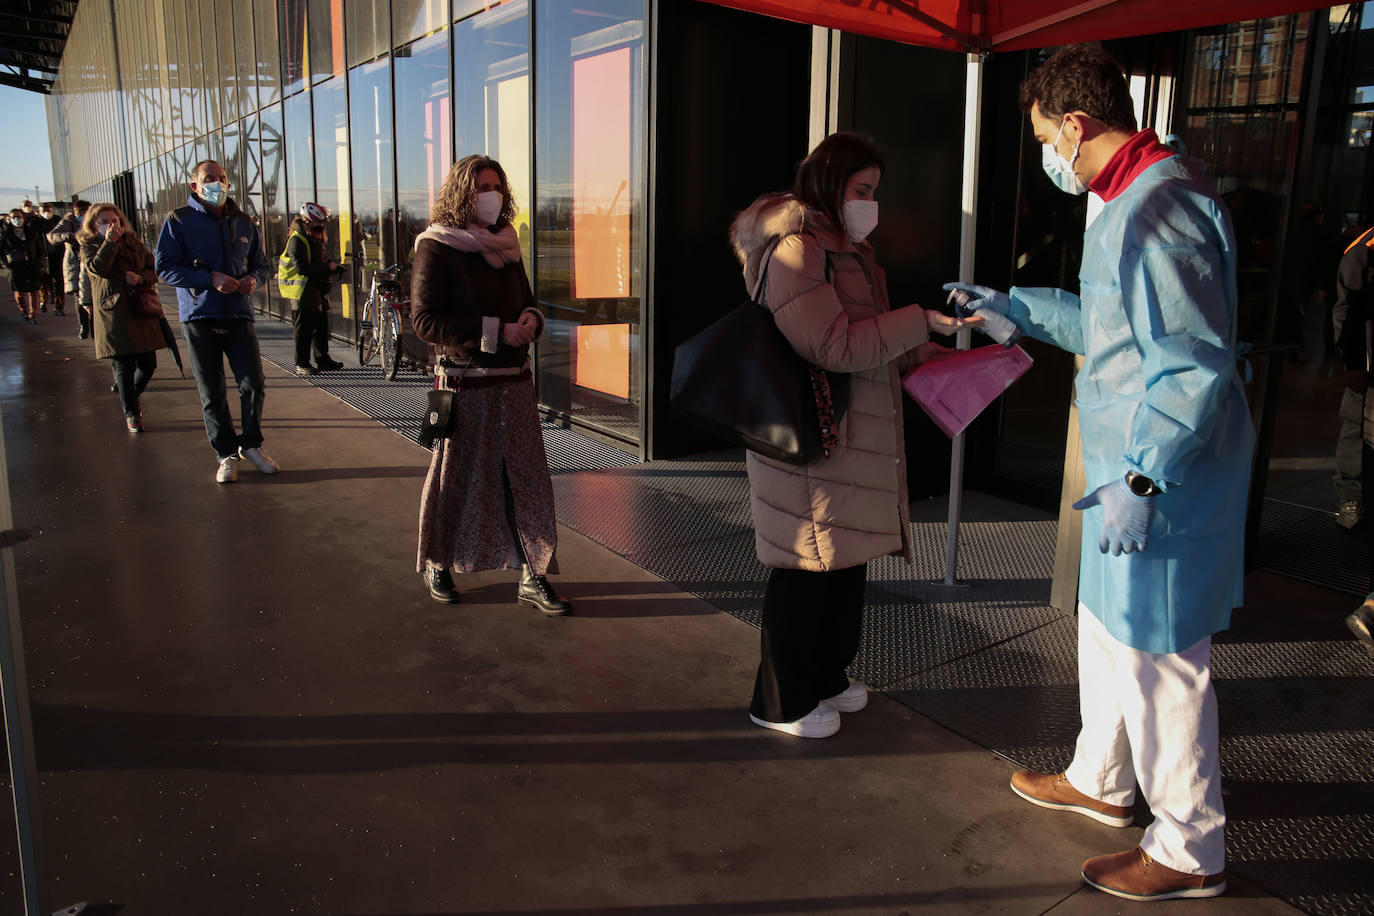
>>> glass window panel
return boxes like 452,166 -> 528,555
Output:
284,90 -> 315,215
534,1 -> 645,442
348,57 -> 396,270
200,0 -> 223,130
347,0 -> 388,67
308,0 -> 346,83
393,30 -> 451,269
279,0 -> 309,97
253,0 -> 283,106
453,2 -> 530,261
255,103 -> 289,317
394,0 -> 447,47
234,0 -> 257,116
241,110 -> 268,309
312,76 -> 354,330
223,119 -> 243,193
216,0 -> 239,121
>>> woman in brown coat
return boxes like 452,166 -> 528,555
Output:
730,133 -> 972,738
80,203 -> 167,432
409,154 -> 571,615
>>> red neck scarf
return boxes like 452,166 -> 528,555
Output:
1088,129 -> 1175,202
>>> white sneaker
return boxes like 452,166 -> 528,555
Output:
216,456 -> 238,484
749,705 -> 840,738
822,680 -> 869,713
238,446 -> 280,474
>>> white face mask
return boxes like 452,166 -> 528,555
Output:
197,181 -> 227,206
1042,119 -> 1087,195
842,199 -> 879,243
474,190 -> 503,227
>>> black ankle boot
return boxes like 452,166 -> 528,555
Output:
518,564 -> 571,616
425,565 -> 460,604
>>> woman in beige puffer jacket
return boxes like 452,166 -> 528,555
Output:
731,133 -> 967,738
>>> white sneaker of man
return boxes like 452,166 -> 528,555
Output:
216,455 -> 239,484
822,679 -> 869,713
238,446 -> 280,474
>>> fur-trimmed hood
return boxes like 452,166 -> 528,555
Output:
729,192 -> 855,293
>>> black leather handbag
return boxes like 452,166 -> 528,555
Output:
670,249 -> 848,465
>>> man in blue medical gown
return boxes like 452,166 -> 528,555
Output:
948,44 -> 1253,902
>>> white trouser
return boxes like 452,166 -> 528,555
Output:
1063,604 -> 1226,875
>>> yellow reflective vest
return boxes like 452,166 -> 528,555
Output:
276,229 -> 310,300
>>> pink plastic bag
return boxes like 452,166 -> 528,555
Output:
901,344 -> 1034,438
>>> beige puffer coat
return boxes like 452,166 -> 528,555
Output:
730,193 -> 934,572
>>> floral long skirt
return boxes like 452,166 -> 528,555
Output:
415,375 -> 559,577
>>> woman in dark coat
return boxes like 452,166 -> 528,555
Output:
409,154 -> 571,615
3,208 -> 48,323
79,203 -> 167,432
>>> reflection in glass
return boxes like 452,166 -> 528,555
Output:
347,0 -> 388,68
348,57 -> 396,271
535,1 -> 645,443
284,90 -> 314,217
199,0 -> 223,130
308,0 -> 346,84
454,2 -> 531,261
253,0 -> 282,106
312,76 -> 353,329
241,111 -> 269,312
394,0 -> 447,47
233,0 -> 257,116
279,0 -> 309,97
255,103 -> 289,317
394,30 -> 451,269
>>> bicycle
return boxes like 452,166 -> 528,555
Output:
358,261 -> 407,381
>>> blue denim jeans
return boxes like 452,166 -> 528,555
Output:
183,318 -> 265,459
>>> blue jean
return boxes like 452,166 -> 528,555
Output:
183,318 -> 265,459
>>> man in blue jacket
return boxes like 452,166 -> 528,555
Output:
947,44 -> 1252,903
156,159 -> 276,483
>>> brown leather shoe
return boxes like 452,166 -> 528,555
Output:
1083,846 -> 1225,901
1010,770 -> 1133,827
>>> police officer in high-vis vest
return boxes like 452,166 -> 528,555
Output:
279,202 -> 344,376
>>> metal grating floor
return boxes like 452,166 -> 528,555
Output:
255,314 -> 1374,916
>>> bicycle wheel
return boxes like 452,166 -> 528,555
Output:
381,305 -> 403,381
358,295 -> 379,366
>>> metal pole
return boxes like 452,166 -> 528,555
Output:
0,402 -> 49,915
941,51 -> 984,587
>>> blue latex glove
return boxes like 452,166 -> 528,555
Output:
1073,479 -> 1155,556
941,281 -> 1010,318
941,282 -> 1019,346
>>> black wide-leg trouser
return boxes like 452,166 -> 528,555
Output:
750,563 -> 868,723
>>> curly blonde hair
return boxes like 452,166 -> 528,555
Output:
430,155 -> 516,228
76,203 -> 134,244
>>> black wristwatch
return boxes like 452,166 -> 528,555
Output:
1126,471 -> 1161,497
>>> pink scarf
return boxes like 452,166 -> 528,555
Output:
414,224 -> 521,269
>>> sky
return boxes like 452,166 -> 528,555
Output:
0,84 -> 55,211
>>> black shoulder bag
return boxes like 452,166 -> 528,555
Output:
669,246 -> 849,465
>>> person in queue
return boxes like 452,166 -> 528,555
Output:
155,159 -> 275,484
946,43 -> 1252,902
37,202 -> 65,316
729,131 -> 971,739
277,201 -> 345,376
3,206 -> 48,324
80,203 -> 167,433
49,200 -> 93,338
409,154 -> 572,615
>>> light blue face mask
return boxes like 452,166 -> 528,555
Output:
198,181 -> 227,206
1041,119 -> 1086,196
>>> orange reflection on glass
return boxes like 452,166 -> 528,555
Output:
574,323 -> 630,399
571,47 -> 631,300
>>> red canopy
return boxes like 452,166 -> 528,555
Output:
701,0 -> 1336,52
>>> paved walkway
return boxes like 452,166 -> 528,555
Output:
0,300 -> 1335,914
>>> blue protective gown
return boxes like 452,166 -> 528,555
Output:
1007,153 -> 1254,654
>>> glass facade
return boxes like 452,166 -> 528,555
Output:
47,0 -> 651,451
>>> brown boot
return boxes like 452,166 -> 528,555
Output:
1010,770 -> 1133,827
1082,846 -> 1225,901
